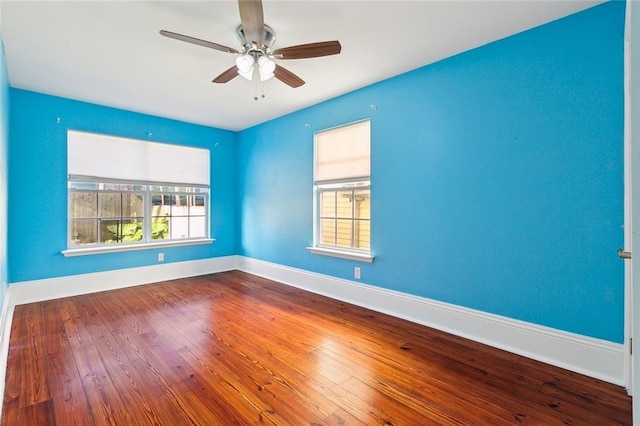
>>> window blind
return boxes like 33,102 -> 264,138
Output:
314,120 -> 370,182
67,131 -> 210,186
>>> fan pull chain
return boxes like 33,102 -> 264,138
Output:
252,74 -> 266,101
253,65 -> 259,101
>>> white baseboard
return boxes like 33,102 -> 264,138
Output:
0,253 -> 625,412
237,256 -> 626,386
8,255 -> 239,305
0,287 -> 14,418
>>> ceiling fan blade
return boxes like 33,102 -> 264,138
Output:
212,66 -> 239,84
238,0 -> 264,47
274,65 -> 305,88
273,41 -> 342,60
160,30 -> 239,54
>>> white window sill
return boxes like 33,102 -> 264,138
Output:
61,238 -> 215,257
307,246 -> 375,263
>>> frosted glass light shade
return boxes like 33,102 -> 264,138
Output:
235,54 -> 254,73
258,56 -> 276,75
238,68 -> 254,80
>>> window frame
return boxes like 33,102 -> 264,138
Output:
308,119 -> 374,263
63,180 -> 213,257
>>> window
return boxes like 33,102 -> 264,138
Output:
310,120 -> 373,262
69,183 -> 208,248
64,131 -> 211,256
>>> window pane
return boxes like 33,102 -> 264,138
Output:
152,205 -> 171,222
100,219 -> 121,243
101,219 -> 144,243
354,190 -> 370,220
120,220 -> 143,243
170,217 -> 189,239
70,220 -> 97,246
151,216 -> 169,240
172,205 -> 188,217
193,195 -> 205,206
336,219 -> 353,248
320,191 -> 336,217
320,219 -> 336,245
122,193 -> 144,217
190,204 -> 206,216
355,219 -> 370,249
336,191 -> 353,218
189,216 -> 206,238
98,193 -> 122,218
152,193 -> 177,206
70,192 -> 97,218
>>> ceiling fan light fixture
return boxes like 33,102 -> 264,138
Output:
235,54 -> 254,73
259,71 -> 274,82
160,0 -> 341,88
237,67 -> 254,81
258,55 -> 276,76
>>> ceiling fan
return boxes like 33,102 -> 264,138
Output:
160,0 -> 342,88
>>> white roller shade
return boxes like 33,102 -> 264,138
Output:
315,120 -> 370,182
67,131 -> 210,186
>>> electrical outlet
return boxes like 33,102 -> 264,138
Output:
354,267 -> 361,279
158,252 -> 164,262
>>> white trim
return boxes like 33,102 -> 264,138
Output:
307,246 -> 374,263
623,0 -> 633,395
237,256 -> 626,386
62,238 -> 214,257
8,255 -> 238,305
0,293 -> 14,416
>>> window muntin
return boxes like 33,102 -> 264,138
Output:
318,183 -> 370,250
314,120 -> 371,254
68,181 -> 208,249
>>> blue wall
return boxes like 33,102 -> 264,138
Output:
238,2 -> 625,343
0,21 -> 9,309
4,2 -> 626,344
8,89 -> 238,282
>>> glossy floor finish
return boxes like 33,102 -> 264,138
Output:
1,271 -> 632,425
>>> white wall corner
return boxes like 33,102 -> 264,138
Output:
237,256 -> 625,386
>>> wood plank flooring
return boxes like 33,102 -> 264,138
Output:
1,270 -> 632,425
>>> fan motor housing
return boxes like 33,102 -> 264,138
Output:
236,24 -> 275,53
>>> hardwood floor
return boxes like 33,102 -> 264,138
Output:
1,271 -> 632,425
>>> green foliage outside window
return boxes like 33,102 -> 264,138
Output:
106,215 -> 169,243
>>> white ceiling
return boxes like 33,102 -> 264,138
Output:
1,0 -> 602,131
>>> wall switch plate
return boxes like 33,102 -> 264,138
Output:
158,252 -> 164,262
354,267 -> 361,279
